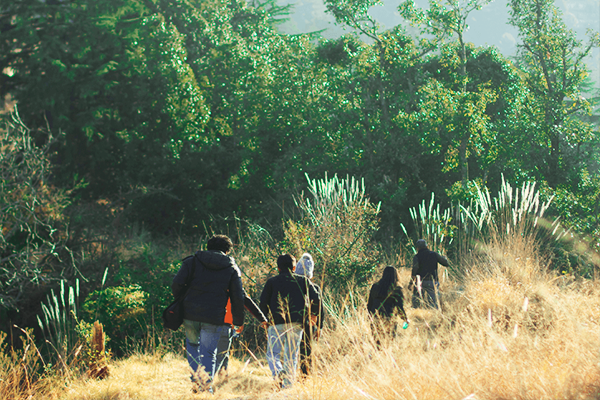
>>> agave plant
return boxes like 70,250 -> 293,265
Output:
36,279 -> 82,371
401,176 -> 569,277
400,192 -> 455,256
461,176 -> 556,238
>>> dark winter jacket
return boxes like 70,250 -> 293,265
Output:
367,284 -> 407,320
172,250 -> 245,326
259,270 -> 321,326
412,249 -> 449,282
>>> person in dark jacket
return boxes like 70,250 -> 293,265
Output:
294,253 -> 323,377
367,266 -> 408,349
215,290 -> 267,377
367,265 -> 407,320
172,234 -> 244,393
408,239 -> 449,309
259,254 -> 321,389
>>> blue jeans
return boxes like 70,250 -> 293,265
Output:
216,326 -> 235,375
183,319 -> 227,384
267,323 -> 304,388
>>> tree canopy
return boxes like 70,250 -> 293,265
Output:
1,0 -> 598,308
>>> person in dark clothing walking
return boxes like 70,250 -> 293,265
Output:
408,239 -> 449,309
367,266 -> 408,348
259,254 -> 321,389
215,290 -> 267,377
367,266 -> 407,320
171,234 -> 245,393
294,253 -> 323,377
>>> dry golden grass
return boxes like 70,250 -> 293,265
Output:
300,235 -> 600,400
55,351 -> 286,400
5,232 -> 600,400
55,278 -> 600,400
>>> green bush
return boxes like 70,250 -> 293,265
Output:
286,173 -> 382,290
81,284 -> 148,353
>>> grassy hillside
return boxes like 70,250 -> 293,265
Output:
2,176 -> 599,400
3,234 -> 600,400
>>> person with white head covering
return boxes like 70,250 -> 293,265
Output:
294,253 -> 321,377
295,253 -> 314,279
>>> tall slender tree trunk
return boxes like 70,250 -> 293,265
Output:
458,34 -> 469,184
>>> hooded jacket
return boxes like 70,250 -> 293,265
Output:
259,270 -> 321,327
172,250 -> 245,326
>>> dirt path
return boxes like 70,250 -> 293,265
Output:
58,352 -> 319,400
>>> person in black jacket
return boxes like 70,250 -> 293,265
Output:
408,239 -> 449,309
367,266 -> 408,348
259,254 -> 321,389
172,234 -> 245,393
294,253 -> 323,377
367,266 -> 407,320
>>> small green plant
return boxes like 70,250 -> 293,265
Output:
36,279 -> 85,373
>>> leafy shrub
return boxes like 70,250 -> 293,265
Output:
0,111 -> 75,312
81,285 -> 149,353
286,173 -> 382,290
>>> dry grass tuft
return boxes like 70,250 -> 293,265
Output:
88,321 -> 110,380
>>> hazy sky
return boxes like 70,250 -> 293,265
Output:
276,0 -> 600,87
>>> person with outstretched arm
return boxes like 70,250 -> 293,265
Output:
408,239 -> 449,309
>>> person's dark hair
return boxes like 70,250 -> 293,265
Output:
415,239 -> 427,250
207,234 -> 233,253
377,266 -> 399,297
277,254 -> 296,272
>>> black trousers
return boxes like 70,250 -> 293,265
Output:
299,325 -> 316,376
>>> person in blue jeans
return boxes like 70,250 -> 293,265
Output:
259,254 -> 321,389
215,290 -> 267,378
172,235 -> 245,393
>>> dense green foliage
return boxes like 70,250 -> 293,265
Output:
0,113 -> 75,311
1,0 -> 599,354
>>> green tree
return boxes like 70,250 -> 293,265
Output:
508,0 -> 600,188
1,0 -> 211,231
0,111 -> 75,312
399,0 -> 495,184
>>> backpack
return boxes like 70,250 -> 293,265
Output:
162,255 -> 199,330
